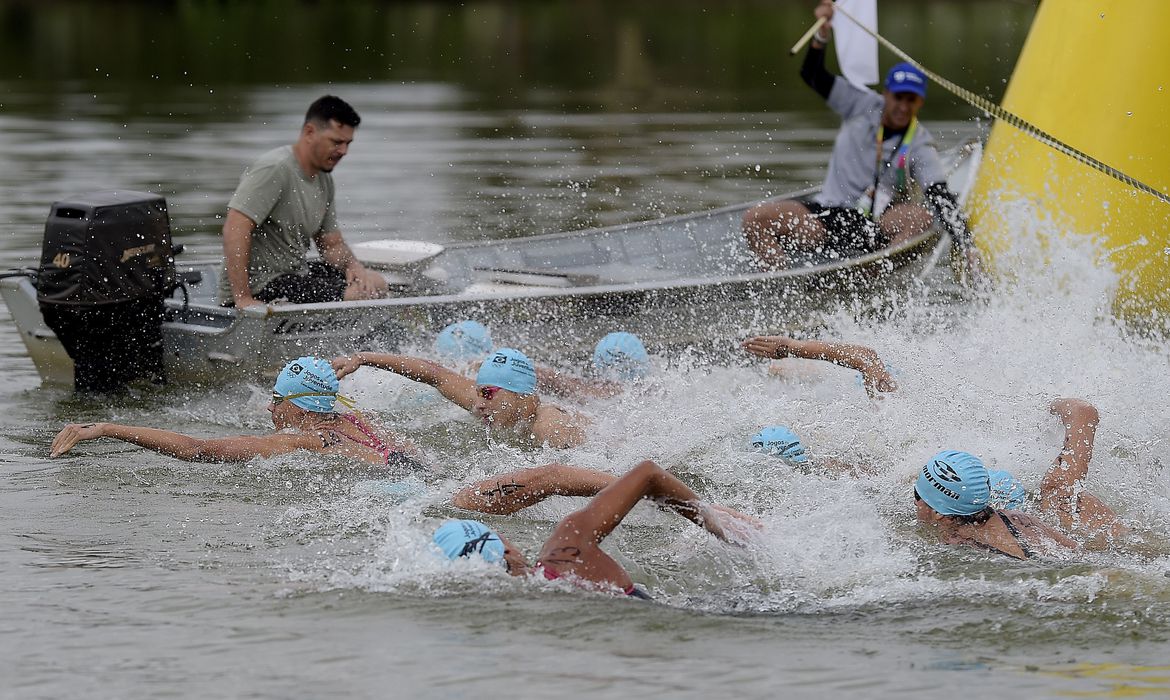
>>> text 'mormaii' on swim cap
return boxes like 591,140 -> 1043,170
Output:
916,450 -> 990,516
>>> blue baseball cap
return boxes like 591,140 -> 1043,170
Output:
273,356 -> 339,412
435,320 -> 493,362
475,348 -> 537,395
592,331 -> 650,380
916,450 -> 990,516
433,519 -> 506,564
885,62 -> 927,98
750,425 -> 809,464
987,469 -> 1027,510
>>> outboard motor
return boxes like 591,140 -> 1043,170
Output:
36,191 -> 175,392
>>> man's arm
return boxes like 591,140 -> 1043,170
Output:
332,352 -> 478,410
314,230 -> 387,299
742,335 -> 896,396
222,209 -> 263,308
50,422 -> 319,462
801,40 -> 836,99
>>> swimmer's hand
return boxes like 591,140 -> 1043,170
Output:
331,353 -> 365,379
742,335 -> 796,360
50,422 -> 106,458
701,503 -> 764,546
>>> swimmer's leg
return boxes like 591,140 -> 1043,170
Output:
1038,399 -> 1128,541
451,463 -> 616,515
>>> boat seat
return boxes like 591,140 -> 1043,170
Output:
473,267 -> 599,288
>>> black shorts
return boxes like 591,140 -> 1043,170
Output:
799,198 -> 890,254
255,260 -> 347,304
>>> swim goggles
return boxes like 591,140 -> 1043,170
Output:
271,390 -> 356,408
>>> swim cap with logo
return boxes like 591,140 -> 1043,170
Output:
987,469 -> 1027,510
475,348 -> 537,395
432,519 -> 506,564
435,320 -> 493,362
592,331 -> 650,380
750,426 -> 809,464
273,356 -> 340,412
916,450 -> 990,516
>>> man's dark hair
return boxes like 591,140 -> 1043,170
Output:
305,95 -> 361,128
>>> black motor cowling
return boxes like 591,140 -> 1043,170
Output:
36,191 -> 176,392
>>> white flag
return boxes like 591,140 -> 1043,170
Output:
834,0 -> 879,87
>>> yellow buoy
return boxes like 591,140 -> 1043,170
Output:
967,0 -> 1170,330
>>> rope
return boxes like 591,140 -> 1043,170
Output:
831,2 -> 1170,207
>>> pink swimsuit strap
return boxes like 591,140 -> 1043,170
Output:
339,413 -> 393,463
535,564 -> 637,597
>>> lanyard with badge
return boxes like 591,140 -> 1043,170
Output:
857,117 -> 918,220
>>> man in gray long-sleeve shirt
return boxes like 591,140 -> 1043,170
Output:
743,0 -> 981,278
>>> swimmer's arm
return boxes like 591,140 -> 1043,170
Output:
742,336 -> 896,396
333,352 -> 477,409
50,422 -> 319,462
1041,398 -> 1099,494
567,461 -> 760,546
451,463 -> 616,514
535,365 -> 622,399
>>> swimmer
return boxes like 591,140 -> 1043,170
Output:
741,334 -> 896,398
751,425 -> 1032,495
536,331 -> 651,400
914,398 -> 1128,560
434,320 -> 493,364
332,348 -> 589,448
50,357 -> 421,466
435,459 -> 761,596
750,424 -> 873,477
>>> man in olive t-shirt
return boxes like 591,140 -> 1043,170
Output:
218,95 -> 388,307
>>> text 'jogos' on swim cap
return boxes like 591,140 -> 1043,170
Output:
474,348 -> 537,395
750,425 -> 809,464
273,356 -> 340,413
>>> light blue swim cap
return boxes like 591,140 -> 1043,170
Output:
273,356 -> 339,413
434,320 -> 493,362
916,450 -> 991,516
592,331 -> 650,380
475,348 -> 537,395
987,469 -> 1027,510
750,426 -> 809,464
432,519 -> 506,564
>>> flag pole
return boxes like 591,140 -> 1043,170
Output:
789,16 -> 827,56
